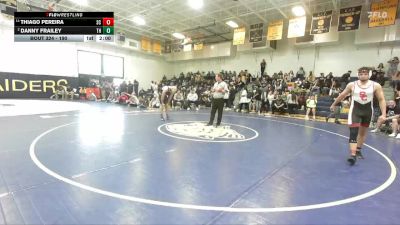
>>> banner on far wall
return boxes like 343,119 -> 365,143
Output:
141,37 -> 152,51
194,42 -> 203,50
249,23 -> 263,42
368,0 -> 398,28
288,16 -> 306,38
152,41 -> 161,54
0,72 -> 78,98
310,10 -> 332,34
338,5 -> 362,31
233,27 -> 246,45
267,20 -> 283,40
164,41 -> 172,53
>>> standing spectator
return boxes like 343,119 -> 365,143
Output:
387,57 -> 399,79
340,70 -> 352,90
260,59 -> 266,76
119,81 -> 127,94
127,81 -> 134,94
296,67 -> 306,80
238,86 -> 250,113
133,79 -> 139,96
286,91 -> 298,115
326,83 -> 342,124
392,71 -> 400,91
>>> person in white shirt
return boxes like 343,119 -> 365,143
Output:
186,89 -> 199,110
207,73 -> 228,127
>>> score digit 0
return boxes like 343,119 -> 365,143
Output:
102,18 -> 114,26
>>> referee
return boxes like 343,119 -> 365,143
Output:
207,73 -> 228,127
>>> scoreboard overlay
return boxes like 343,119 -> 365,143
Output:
14,12 -> 114,42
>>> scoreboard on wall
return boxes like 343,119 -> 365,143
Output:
14,12 -> 114,42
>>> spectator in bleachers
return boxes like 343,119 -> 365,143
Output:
286,91 -> 298,115
371,100 -> 399,138
305,95 -> 317,120
119,81 -> 128,94
65,86 -> 75,100
326,82 -> 342,124
261,59 -> 266,76
127,81 -> 134,94
186,89 -> 199,110
266,89 -> 276,113
341,70 -> 352,90
387,57 -> 399,80
126,92 -> 139,106
288,70 -> 295,81
55,85 -> 66,100
250,88 -> 262,114
223,87 -> 231,109
296,67 -> 306,80
238,86 -> 250,113
392,71 -> 400,91
272,95 -> 286,114
173,90 -> 184,110
306,71 -> 315,83
395,88 -> 400,106
149,93 -> 160,108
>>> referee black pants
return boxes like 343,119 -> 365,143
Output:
209,98 -> 224,125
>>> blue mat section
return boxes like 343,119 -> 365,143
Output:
0,106 -> 399,225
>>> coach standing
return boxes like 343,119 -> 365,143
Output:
207,73 -> 228,127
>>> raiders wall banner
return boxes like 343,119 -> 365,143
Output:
310,10 -> 332,34
0,72 -> 78,98
369,0 -> 398,28
338,6 -> 362,31
249,23 -> 263,43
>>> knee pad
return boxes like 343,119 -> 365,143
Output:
349,127 -> 359,143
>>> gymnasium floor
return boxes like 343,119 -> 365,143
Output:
0,100 -> 399,225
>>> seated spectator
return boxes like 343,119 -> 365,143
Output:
186,89 -> 199,110
65,86 -> 75,100
371,100 -> 400,138
118,92 -> 130,104
54,85 -> 66,100
173,90 -> 184,109
272,95 -> 286,114
149,93 -> 160,108
305,95 -> 317,120
107,90 -> 119,103
126,92 -> 140,106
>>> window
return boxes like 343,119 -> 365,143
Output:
103,55 -> 124,78
78,51 -> 101,76
77,50 -> 124,78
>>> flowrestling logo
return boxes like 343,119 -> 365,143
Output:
158,121 -> 258,142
